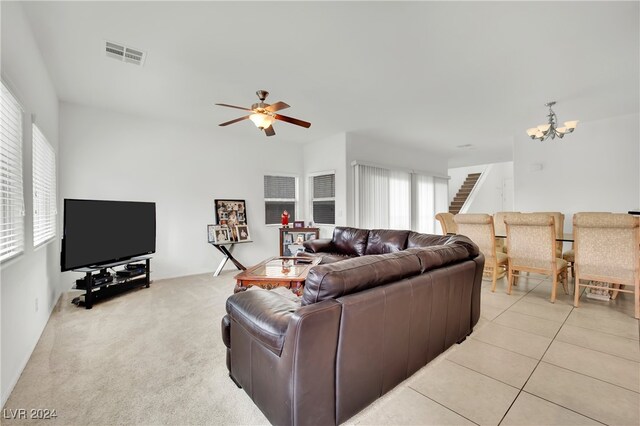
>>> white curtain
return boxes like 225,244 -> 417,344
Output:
355,164 -> 389,228
414,174 -> 435,233
355,164 -> 448,234
389,170 -> 411,229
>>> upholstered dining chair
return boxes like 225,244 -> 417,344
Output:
573,213 -> 639,319
536,212 -> 565,258
435,212 -> 457,235
505,213 -> 568,302
493,211 -> 521,253
454,214 -> 507,292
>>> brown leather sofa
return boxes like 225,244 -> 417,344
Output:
221,227 -> 484,425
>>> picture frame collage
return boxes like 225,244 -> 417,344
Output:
207,199 -> 251,244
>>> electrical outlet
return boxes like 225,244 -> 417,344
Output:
35,297 -> 38,312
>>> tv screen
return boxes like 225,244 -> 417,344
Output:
61,199 -> 156,271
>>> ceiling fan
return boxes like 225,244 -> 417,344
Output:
215,90 -> 311,137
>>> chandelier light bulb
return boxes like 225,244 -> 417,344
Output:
249,113 -> 275,129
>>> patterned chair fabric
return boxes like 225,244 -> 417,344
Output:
573,212 -> 640,319
435,212 -> 457,235
536,212 -> 565,258
493,211 -> 521,253
504,213 -> 568,302
454,213 -> 507,292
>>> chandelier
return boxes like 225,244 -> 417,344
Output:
526,101 -> 578,141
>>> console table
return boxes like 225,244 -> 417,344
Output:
210,241 -> 251,276
279,227 -> 320,256
72,255 -> 152,309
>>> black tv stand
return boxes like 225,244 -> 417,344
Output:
72,256 -> 152,309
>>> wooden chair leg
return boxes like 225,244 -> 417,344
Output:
573,274 -> 581,308
562,270 -> 569,295
610,284 -> 619,300
634,278 -> 639,319
507,268 -> 513,295
491,265 -> 498,292
551,274 -> 558,303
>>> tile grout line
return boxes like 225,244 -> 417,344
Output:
444,357 -> 524,390
551,336 -> 640,365
406,385 -> 481,426
537,360 -> 640,395
517,390 -> 608,426
496,291 -> 575,426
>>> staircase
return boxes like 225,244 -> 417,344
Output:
449,173 -> 482,214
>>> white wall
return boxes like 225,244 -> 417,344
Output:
514,113 -> 639,231
449,162 -> 514,214
345,135 -> 449,226
0,2 -> 61,406
302,133 -> 347,238
59,103 -> 304,282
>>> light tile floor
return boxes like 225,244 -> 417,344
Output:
349,274 -> 640,426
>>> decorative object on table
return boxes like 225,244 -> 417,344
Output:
212,225 -> 232,244
526,101 -> 578,141
215,90 -> 311,137
293,220 -> 305,228
207,224 -> 217,243
215,199 -> 247,241
235,225 -> 251,242
281,210 -> 290,226
308,220 -> 314,227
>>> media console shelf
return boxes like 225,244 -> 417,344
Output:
72,255 -> 152,309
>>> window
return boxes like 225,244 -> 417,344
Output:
32,124 -> 56,247
354,163 -> 448,233
0,82 -> 25,262
310,173 -> 335,225
264,175 -> 297,225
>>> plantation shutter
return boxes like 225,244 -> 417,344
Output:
312,174 -> 335,224
0,83 -> 25,261
264,175 -> 296,224
32,124 -> 56,247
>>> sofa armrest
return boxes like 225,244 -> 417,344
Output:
225,290 -> 300,356
303,238 -> 334,253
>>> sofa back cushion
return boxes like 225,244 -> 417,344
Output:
406,232 -> 449,249
301,251 -> 421,306
406,234 -> 479,273
333,226 -> 369,256
365,229 -> 410,255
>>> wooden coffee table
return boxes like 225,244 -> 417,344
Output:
233,256 -> 322,296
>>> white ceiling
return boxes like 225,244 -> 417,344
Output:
20,1 -> 640,164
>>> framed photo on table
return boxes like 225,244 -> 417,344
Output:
293,221 -> 305,228
214,199 -> 247,241
207,224 -> 217,243
212,225 -> 231,244
236,225 -> 251,242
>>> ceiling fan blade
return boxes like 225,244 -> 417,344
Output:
265,101 -> 290,112
264,125 -> 276,137
274,114 -> 311,128
215,103 -> 253,111
219,116 -> 250,126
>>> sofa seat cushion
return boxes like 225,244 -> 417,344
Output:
333,226 -> 370,256
226,290 -> 299,356
365,229 -> 410,255
302,251 -> 422,306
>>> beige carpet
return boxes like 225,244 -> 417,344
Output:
3,271 -> 270,425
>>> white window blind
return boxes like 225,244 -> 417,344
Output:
32,124 -> 56,247
354,163 -> 448,233
0,82 -> 25,262
264,175 -> 297,224
389,170 -> 411,229
354,164 -> 389,228
311,173 -> 335,225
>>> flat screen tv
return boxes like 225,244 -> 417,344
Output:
61,199 -> 156,271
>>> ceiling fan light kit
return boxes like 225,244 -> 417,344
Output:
215,90 -> 311,137
526,101 -> 578,141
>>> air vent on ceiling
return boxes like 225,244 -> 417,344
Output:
105,41 -> 146,66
